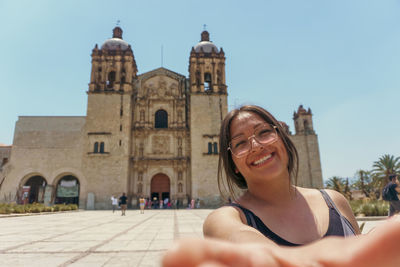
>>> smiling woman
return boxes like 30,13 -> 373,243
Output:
161,106 -> 400,267
208,105 -> 359,246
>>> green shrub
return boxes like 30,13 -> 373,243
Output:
350,199 -> 389,216
67,204 -> 78,210
43,206 -> 53,212
0,207 -> 9,214
13,205 -> 26,213
53,205 -> 61,211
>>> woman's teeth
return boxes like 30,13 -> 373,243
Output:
253,154 -> 272,165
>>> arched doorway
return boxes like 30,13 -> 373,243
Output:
55,175 -> 80,205
23,176 -> 47,204
151,173 -> 170,204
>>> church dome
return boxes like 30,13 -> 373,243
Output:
193,31 -> 219,53
101,27 -> 130,51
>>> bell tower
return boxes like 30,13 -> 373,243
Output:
293,105 -> 315,135
89,26 -> 137,93
82,27 -> 137,209
188,31 -> 226,94
291,105 -> 323,188
189,30 -> 228,206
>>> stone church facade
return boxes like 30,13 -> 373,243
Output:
0,27 -> 323,209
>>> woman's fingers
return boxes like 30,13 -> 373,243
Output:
162,238 -> 281,267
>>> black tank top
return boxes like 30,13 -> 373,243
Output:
228,189 -> 356,246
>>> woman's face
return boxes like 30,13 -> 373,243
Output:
229,111 -> 289,185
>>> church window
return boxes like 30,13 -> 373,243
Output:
213,142 -> 218,154
107,71 -> 116,89
155,109 -> 168,128
204,72 -> 212,91
178,183 -> 183,193
178,172 -> 182,180
99,142 -> 105,153
208,142 -> 213,154
178,137 -> 182,146
94,142 -> 99,153
196,71 -> 201,88
119,140 -> 122,146
178,147 -> 182,157
120,124 -> 122,131
138,172 -> 143,182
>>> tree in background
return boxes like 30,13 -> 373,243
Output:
372,154 -> 400,198
351,170 -> 374,198
325,176 -> 345,193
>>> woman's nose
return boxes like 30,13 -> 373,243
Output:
249,136 -> 262,151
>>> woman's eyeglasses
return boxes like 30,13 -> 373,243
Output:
228,124 -> 278,158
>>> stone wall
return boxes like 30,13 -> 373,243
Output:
0,116 -> 85,202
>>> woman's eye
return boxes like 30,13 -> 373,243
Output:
258,129 -> 272,136
234,141 -> 246,148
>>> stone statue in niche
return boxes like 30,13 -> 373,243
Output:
152,136 -> 170,154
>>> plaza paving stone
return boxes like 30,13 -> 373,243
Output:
0,209 -> 385,267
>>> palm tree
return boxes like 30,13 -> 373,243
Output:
372,154 -> 400,198
352,170 -> 373,198
325,176 -> 345,194
372,154 -> 400,181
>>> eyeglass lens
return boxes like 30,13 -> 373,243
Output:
230,125 -> 277,156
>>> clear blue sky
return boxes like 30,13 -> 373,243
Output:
1,0 -> 399,181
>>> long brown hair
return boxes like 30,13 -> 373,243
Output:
218,105 -> 299,200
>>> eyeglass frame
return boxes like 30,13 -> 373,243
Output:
227,124 -> 279,158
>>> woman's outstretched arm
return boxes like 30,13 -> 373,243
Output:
163,218 -> 400,267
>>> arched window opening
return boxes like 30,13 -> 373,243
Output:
213,142 -> 218,154
138,172 -> 143,182
99,142 -> 105,153
155,110 -> 168,128
94,142 -> 99,153
196,71 -> 201,88
178,172 -> 182,180
107,71 -> 116,89
178,183 -> 183,193
204,72 -> 212,91
304,119 -> 309,131
208,142 -> 213,154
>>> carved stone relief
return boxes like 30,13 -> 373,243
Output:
152,136 -> 170,154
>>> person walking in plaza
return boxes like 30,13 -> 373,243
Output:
139,196 -> 145,214
383,174 -> 400,217
119,192 -> 127,216
111,195 -> 118,213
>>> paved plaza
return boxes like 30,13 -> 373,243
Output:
0,210 -> 386,267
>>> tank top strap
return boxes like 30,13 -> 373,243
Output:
319,189 -> 336,209
226,203 -> 257,228
319,189 -> 356,237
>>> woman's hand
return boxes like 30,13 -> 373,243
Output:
162,217 -> 400,267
